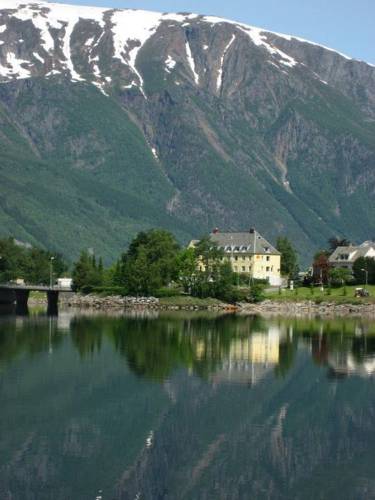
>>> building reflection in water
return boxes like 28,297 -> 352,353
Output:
328,352 -> 375,378
2,309 -> 375,383
205,325 -> 286,386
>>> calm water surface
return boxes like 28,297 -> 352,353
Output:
1,310 -> 375,500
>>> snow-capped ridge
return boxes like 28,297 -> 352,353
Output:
0,0 -> 373,95
203,15 -> 373,68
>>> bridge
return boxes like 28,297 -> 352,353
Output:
0,284 -> 72,314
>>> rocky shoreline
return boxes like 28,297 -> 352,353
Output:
27,294 -> 375,317
239,300 -> 375,317
53,294 -> 236,311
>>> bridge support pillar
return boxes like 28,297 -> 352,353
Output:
47,291 -> 59,316
0,289 -> 16,305
15,290 -> 30,315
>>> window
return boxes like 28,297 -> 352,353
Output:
234,256 -> 238,261
242,256 -> 246,260
266,256 -> 270,261
242,266 -> 246,272
266,266 -> 270,272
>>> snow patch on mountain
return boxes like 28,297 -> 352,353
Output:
205,17 -> 297,69
1,52 -> 31,78
217,34 -> 235,91
165,55 -> 176,73
185,41 -> 199,84
33,52 -> 44,64
111,9 -> 161,96
203,15 -> 374,68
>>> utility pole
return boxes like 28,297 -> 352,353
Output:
361,268 -> 369,289
50,256 -> 55,288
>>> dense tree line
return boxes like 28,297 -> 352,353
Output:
0,238 -> 67,285
71,230 -> 252,302
3,231 -> 374,299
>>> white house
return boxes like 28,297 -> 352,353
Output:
328,241 -> 375,270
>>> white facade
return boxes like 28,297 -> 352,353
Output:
329,241 -> 375,269
57,278 -> 73,290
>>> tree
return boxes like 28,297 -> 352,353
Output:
276,237 -> 298,277
328,267 -> 352,286
114,229 -> 180,295
352,257 -> 375,285
328,237 -> 351,251
176,248 -> 197,293
189,236 -> 240,302
72,251 -> 103,292
0,237 -> 67,284
312,251 -> 331,284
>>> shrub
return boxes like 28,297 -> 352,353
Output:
219,288 -> 249,304
154,288 -> 182,298
248,284 -> 265,303
92,286 -> 128,296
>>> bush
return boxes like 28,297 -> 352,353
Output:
92,286 -> 128,296
248,284 -> 265,303
219,288 -> 249,304
80,285 -> 94,295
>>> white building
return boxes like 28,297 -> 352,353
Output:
57,278 -> 73,290
328,241 -> 375,270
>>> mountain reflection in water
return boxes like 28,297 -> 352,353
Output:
1,311 -> 375,500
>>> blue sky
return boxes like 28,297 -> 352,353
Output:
55,0 -> 375,65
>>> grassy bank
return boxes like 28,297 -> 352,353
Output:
264,285 -> 375,304
158,296 -> 228,307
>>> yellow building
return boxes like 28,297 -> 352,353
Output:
190,228 -> 282,286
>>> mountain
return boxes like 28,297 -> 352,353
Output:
0,0 -> 374,263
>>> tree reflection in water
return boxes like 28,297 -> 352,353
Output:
2,311 -> 375,382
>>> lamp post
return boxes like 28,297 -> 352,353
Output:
50,256 -> 55,288
361,268 -> 368,288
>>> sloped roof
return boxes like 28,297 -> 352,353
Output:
209,231 -> 280,255
329,242 -> 375,262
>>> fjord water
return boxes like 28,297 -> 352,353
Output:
1,311 -> 375,500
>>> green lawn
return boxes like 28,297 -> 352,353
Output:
264,285 -> 375,304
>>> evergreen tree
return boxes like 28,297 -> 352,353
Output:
328,237 -> 351,251
72,251 -> 103,292
276,237 -> 299,277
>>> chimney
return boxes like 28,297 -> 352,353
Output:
249,228 -> 255,234
212,228 -> 219,234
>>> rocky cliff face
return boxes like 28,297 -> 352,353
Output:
0,0 -> 374,260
